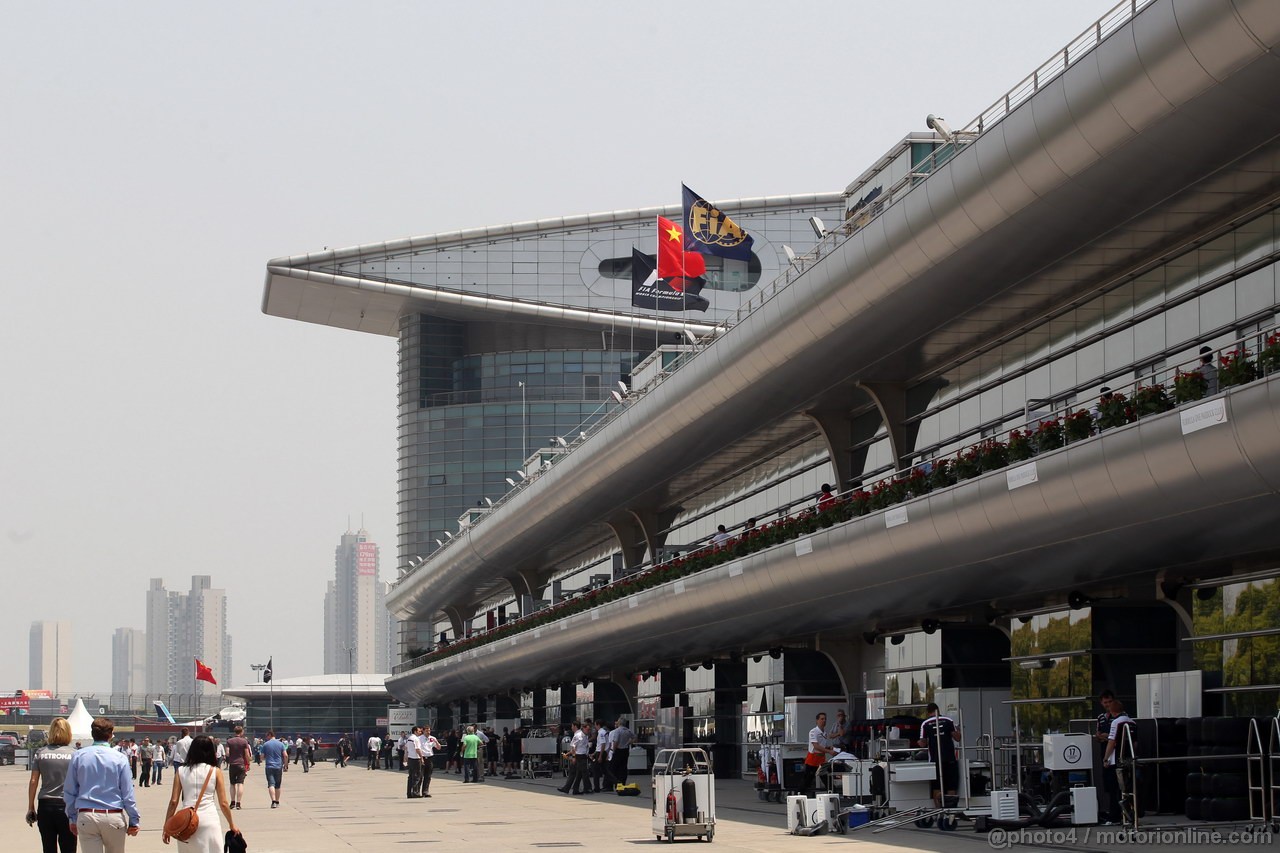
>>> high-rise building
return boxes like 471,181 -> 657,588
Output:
28,621 -> 72,696
145,576 -> 232,701
111,628 -> 146,698
323,528 -> 392,673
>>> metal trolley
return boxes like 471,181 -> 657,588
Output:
652,748 -> 716,843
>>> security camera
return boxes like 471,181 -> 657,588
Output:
926,114 -> 954,142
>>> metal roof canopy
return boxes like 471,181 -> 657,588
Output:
387,0 -> 1280,624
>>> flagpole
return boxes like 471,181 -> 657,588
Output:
269,657 -> 274,731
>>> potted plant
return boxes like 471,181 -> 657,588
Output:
954,446 -> 982,481
1259,332 -> 1280,375
926,459 -> 956,491
1218,349 -> 1258,388
1096,392 -> 1134,430
1132,383 -> 1173,417
1173,368 -> 1208,403
1033,418 -> 1064,453
976,438 -> 1008,472
1007,429 -> 1034,462
1063,410 -> 1094,442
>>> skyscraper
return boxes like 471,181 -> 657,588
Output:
145,576 -> 232,701
111,628 -> 147,699
323,527 -> 392,673
28,621 -> 72,696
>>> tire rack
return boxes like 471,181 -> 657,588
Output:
1122,717 -> 1280,833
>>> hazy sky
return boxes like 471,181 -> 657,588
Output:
2,0 -> 1118,693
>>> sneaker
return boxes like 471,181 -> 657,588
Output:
271,802 -> 279,809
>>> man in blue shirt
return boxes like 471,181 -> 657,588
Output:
258,730 -> 290,809
63,717 -> 140,852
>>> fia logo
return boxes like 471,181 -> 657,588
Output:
1063,745 -> 1082,765
686,200 -> 747,249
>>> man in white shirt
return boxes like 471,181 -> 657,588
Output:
802,712 -> 834,795
403,726 -> 424,798
294,737 -> 304,766
557,721 -> 591,795
1102,699 -> 1135,824
367,733 -> 383,770
171,728 -> 192,768
417,726 -> 443,798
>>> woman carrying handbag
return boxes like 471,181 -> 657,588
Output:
163,735 -> 240,851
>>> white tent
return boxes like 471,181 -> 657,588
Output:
67,698 -> 94,745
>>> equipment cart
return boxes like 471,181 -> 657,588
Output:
652,747 -> 716,843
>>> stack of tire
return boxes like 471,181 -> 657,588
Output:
1184,716 -> 1251,821
1149,718 -> 1187,814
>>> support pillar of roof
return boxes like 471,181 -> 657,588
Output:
440,603 -> 476,640
803,407 -> 884,489
856,381 -> 942,473
608,506 -> 684,569
503,569 -> 542,603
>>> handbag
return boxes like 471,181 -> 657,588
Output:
164,767 -> 214,842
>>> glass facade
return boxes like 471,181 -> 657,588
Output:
1192,573 -> 1280,715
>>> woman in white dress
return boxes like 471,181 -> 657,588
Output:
163,734 -> 239,851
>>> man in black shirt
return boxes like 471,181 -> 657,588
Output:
917,702 -> 960,808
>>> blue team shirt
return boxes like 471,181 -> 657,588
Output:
259,738 -> 288,769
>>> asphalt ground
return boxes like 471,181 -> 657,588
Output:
2,760 -> 1272,852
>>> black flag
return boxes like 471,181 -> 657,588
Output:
630,248 -> 709,312
263,657 -> 273,683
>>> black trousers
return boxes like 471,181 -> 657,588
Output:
139,759 -> 152,787
1102,765 -> 1121,821
611,747 -> 630,784
571,754 -> 591,793
37,799 -> 74,853
406,758 -> 423,797
421,755 -> 435,793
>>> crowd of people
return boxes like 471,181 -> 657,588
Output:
22,714 -> 640,851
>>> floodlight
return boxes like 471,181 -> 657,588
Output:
505,478 -> 517,488
554,436 -> 568,448
484,497 -> 493,507
926,113 -> 955,142
783,245 -> 797,264
682,329 -> 700,346
617,380 -> 628,394
808,216 -> 827,239
610,390 -> 624,404
516,470 -> 527,480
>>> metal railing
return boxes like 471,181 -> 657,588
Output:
394,324 -> 1280,674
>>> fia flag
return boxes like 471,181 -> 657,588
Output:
631,248 -> 709,313
194,658 -> 217,686
682,185 -> 753,261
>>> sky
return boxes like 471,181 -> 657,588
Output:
1,0 -> 1119,694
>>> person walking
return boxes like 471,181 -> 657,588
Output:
337,735 -> 351,769
257,731 -> 289,809
170,730 -> 192,771
137,739 -> 152,790
224,726 -> 250,811
27,717 -> 76,853
63,717 -> 141,853
150,742 -> 167,787
367,733 -> 382,770
162,735 -> 239,852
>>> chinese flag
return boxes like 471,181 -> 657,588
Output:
656,216 -> 706,280
194,658 -> 217,686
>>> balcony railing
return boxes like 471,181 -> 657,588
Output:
392,325 -> 1280,675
